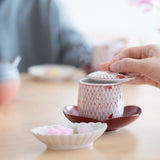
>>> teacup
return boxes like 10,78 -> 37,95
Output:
77,78 -> 124,121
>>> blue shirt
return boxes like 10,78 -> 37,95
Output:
0,0 -> 91,72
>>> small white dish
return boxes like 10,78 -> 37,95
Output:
28,64 -> 76,81
88,71 -> 135,83
31,122 -> 107,150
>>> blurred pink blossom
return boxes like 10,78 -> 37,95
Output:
129,0 -> 160,11
129,0 -> 160,33
130,0 -> 153,6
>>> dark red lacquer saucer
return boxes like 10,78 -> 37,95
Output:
63,105 -> 142,131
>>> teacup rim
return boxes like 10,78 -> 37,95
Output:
79,78 -> 121,86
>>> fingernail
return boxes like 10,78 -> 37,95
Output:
110,63 -> 120,71
99,63 -> 108,71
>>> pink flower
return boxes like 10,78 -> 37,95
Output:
129,0 -> 160,12
77,124 -> 93,134
48,126 -> 73,135
128,0 -> 160,33
129,0 -> 158,7
138,0 -> 154,6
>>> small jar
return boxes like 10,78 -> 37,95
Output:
0,61 -> 20,105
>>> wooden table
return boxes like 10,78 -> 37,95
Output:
0,74 -> 160,160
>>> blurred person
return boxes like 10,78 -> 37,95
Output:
0,0 -> 126,72
100,44 -> 160,88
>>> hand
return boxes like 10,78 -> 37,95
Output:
91,39 -> 127,71
100,44 -> 160,88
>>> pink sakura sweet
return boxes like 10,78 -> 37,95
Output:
77,124 -> 93,134
48,126 -> 73,135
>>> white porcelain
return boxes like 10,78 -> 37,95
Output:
31,122 -> 107,150
78,78 -> 124,121
88,71 -> 135,83
28,64 -> 76,81
0,56 -> 21,81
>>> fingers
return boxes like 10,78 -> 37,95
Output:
109,58 -> 151,75
99,45 -> 156,71
100,44 -> 160,88
118,45 -> 157,59
100,62 -> 110,71
99,47 -> 142,71
123,76 -> 160,88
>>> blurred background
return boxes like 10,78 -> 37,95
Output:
63,0 -> 160,45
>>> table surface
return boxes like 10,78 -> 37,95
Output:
0,73 -> 160,160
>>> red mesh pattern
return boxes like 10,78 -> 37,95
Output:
78,83 -> 124,121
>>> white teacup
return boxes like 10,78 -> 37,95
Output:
78,78 -> 124,121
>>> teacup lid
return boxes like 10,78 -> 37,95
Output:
88,71 -> 135,83
0,61 -> 20,81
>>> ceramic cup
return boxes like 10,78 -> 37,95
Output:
77,78 -> 124,121
0,79 -> 20,105
0,57 -> 21,105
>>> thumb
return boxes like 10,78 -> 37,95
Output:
110,58 -> 150,74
